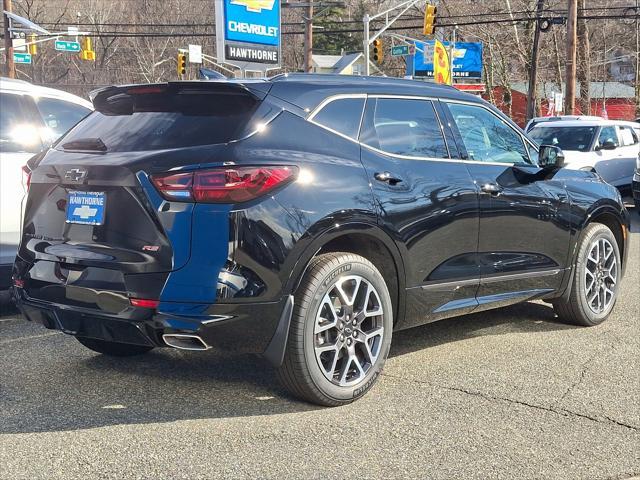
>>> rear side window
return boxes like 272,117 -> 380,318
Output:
35,97 -> 91,141
0,92 -> 42,153
60,90 -> 259,152
311,97 -> 365,140
618,126 -> 638,146
360,98 -> 448,158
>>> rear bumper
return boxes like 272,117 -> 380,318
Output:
12,286 -> 287,356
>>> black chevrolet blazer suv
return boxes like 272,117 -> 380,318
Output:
12,74 -> 630,406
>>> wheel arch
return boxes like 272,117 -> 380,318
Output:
285,222 -> 406,326
583,205 -> 627,265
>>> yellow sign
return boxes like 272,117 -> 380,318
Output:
230,0 -> 276,13
433,40 -> 451,85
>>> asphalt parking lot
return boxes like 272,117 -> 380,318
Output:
0,211 -> 638,480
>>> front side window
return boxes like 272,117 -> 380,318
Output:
597,126 -> 618,148
360,98 -> 448,158
447,102 -> 530,164
529,125 -> 597,152
34,97 -> 91,141
311,97 -> 365,140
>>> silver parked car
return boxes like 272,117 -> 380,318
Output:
528,118 -> 640,192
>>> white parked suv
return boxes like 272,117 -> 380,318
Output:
528,118 -> 640,192
0,78 -> 92,288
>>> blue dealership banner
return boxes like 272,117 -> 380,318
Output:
409,41 -> 483,79
216,0 -> 281,69
224,0 -> 280,46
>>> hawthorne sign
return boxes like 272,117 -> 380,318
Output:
215,0 -> 281,72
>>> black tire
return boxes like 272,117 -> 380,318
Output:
76,337 -> 154,356
277,253 -> 393,407
553,223 -> 621,326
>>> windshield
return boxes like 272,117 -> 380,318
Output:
529,125 -> 597,152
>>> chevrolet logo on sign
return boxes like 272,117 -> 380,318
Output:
230,0 -> 276,13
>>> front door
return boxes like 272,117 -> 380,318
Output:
358,96 -> 479,329
443,101 -> 571,309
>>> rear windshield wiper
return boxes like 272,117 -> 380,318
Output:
61,137 -> 107,153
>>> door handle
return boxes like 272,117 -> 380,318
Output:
374,172 -> 403,185
480,182 -> 503,195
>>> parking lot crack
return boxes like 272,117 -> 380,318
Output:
381,372 -> 639,433
558,341 -> 618,405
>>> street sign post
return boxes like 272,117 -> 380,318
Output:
13,52 -> 32,64
54,40 -> 81,52
391,45 -> 409,56
188,44 -> 203,64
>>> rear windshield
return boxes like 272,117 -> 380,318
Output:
58,90 -> 258,152
529,125 -> 597,152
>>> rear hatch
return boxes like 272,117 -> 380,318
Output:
18,81 -> 270,308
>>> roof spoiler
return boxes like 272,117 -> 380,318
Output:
89,81 -> 272,114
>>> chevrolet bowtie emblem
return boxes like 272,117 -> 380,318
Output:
230,0 -> 276,13
64,168 -> 88,182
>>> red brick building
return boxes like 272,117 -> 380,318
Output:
484,82 -> 637,128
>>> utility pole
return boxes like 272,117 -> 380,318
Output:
303,3 -> 313,73
635,0 -> 639,116
526,0 -> 545,121
3,0 -> 15,79
564,0 -> 578,114
576,0 -> 591,115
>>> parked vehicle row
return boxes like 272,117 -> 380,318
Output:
10,75 -> 629,406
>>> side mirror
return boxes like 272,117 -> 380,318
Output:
538,144 -> 565,169
597,139 -> 617,151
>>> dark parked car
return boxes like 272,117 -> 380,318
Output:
12,75 -> 630,406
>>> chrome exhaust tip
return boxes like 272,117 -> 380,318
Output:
162,333 -> 210,351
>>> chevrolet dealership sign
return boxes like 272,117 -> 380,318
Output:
215,0 -> 281,71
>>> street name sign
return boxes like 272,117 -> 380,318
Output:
55,40 -> 81,52
13,52 -> 32,64
391,45 -> 409,56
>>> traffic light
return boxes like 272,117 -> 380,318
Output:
372,39 -> 383,64
423,4 -> 437,35
177,53 -> 187,76
28,34 -> 37,55
80,37 -> 96,61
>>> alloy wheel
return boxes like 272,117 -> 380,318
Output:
313,275 -> 385,386
584,237 -> 618,314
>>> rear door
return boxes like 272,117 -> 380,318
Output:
443,101 -> 570,307
0,91 -> 42,271
357,96 -> 479,329
612,124 -> 639,187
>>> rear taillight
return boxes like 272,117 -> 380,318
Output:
151,166 -> 298,203
130,298 -> 159,309
22,165 -> 31,192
